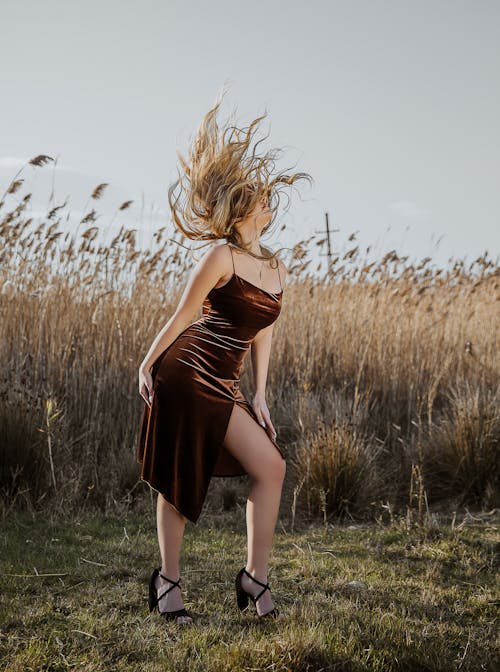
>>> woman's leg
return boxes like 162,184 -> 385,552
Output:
155,494 -> 192,623
222,403 -> 286,615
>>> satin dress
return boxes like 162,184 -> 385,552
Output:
137,243 -> 285,524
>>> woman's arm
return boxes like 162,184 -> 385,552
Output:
140,244 -> 230,371
250,322 -> 275,397
138,244 -> 231,405
248,259 -> 287,438
249,323 -> 277,440
250,258 -> 287,395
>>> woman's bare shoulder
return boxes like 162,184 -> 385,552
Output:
272,253 -> 288,277
198,240 -> 228,261
278,258 -> 288,274
194,241 -> 232,275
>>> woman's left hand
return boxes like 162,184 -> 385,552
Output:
251,392 -> 277,441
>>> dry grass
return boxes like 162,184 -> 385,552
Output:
0,507 -> 498,671
0,156 -> 499,522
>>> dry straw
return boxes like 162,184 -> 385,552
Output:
0,153 -> 498,521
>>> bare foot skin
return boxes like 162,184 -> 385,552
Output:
241,568 -> 275,616
154,572 -> 193,624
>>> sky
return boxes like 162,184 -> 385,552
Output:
1,0 -> 499,273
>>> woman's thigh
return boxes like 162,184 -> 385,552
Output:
222,403 -> 286,482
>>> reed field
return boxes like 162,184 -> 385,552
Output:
1,156 -> 498,521
0,156 -> 499,670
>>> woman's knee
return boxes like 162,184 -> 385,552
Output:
259,452 -> 286,484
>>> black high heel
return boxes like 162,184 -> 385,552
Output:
148,568 -> 194,623
235,566 -> 279,618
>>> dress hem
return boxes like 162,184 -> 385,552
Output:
140,478 -> 200,524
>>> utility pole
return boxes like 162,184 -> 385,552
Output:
314,211 -> 339,271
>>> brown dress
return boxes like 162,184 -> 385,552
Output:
137,242 -> 285,524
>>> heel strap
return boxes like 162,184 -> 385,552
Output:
243,568 -> 270,603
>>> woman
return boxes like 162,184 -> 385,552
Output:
137,96 -> 311,624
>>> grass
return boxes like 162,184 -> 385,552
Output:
1,156 -> 499,670
1,507 -> 498,671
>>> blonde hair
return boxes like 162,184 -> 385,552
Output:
167,92 -> 312,265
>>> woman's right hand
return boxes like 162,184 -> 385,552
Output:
139,366 -> 154,408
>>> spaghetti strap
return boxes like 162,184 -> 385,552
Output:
276,260 -> 283,291
227,243 -> 236,274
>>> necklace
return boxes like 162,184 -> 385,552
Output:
230,243 -> 267,289
246,246 -> 266,288
250,255 -> 264,287
230,246 -> 265,289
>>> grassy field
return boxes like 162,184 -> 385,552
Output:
1,159 -> 499,670
1,507 -> 498,671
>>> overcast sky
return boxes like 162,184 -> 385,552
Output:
1,0 -> 499,272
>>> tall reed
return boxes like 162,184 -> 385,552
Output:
1,156 -> 498,519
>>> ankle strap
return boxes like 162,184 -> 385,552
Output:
243,568 -> 268,589
157,570 -> 181,601
243,568 -> 271,603
159,571 -> 181,586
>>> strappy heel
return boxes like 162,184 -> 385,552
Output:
148,567 -> 194,623
235,566 -> 279,618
